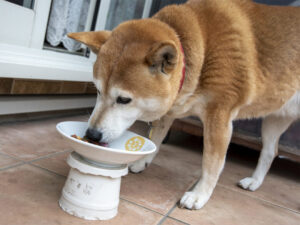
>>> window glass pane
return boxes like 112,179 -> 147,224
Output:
150,0 -> 186,16
5,0 -> 34,9
45,0 -> 93,55
105,0 -> 145,30
253,0 -> 295,5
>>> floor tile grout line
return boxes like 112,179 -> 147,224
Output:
217,183 -> 300,215
0,151 -> 24,161
27,149 -> 72,163
120,197 -> 165,216
0,149 -> 72,164
121,179 -> 198,225
0,162 -> 26,172
121,197 -> 192,225
156,177 -> 200,225
157,201 -> 189,225
157,204 -> 183,225
0,150 -> 70,175
29,163 -> 67,178
156,178 -> 200,225
166,216 -> 191,225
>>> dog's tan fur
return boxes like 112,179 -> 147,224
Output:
69,0 -> 300,209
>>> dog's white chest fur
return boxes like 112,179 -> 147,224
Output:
272,91 -> 300,118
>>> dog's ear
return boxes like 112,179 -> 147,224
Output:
146,41 -> 178,75
67,31 -> 111,54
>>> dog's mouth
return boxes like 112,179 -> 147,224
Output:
71,134 -> 109,147
85,138 -> 109,147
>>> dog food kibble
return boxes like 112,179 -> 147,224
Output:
71,134 -> 108,147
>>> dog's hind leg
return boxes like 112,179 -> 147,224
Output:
129,116 -> 174,173
238,115 -> 294,191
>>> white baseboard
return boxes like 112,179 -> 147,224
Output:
0,96 -> 96,115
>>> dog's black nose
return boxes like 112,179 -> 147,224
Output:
85,128 -> 102,142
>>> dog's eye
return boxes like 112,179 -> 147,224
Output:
117,96 -> 132,104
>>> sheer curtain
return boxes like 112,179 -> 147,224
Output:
46,0 -> 90,52
291,0 -> 300,6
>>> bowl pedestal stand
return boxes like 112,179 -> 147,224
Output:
59,152 -> 128,220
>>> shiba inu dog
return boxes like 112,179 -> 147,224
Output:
68,0 -> 300,210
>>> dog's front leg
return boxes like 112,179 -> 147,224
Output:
180,108 -> 233,209
129,116 -> 174,173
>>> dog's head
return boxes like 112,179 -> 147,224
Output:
68,19 -> 184,142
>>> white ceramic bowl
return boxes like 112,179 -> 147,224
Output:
56,121 -> 156,165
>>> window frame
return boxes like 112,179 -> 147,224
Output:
0,0 -> 153,82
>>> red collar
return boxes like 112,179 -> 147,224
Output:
179,44 -> 186,93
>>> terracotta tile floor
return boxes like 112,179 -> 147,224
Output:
0,114 -> 299,225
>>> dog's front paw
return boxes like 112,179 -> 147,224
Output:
129,154 -> 155,173
238,177 -> 262,191
180,191 -> 210,210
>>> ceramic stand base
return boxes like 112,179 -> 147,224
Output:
59,152 -> 128,220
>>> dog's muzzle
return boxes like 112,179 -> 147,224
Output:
85,128 -> 103,142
